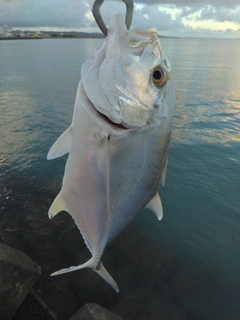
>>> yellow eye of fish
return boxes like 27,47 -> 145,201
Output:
152,66 -> 167,88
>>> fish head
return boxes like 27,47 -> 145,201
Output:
81,13 -> 174,130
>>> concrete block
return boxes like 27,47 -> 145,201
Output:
69,303 -> 122,320
13,290 -> 57,320
0,243 -> 41,319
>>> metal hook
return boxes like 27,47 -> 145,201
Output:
92,0 -> 134,36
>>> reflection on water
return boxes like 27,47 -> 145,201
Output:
165,39 -> 240,145
173,99 -> 240,144
0,38 -> 240,319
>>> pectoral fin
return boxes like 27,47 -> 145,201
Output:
146,192 -> 163,221
47,126 -> 73,160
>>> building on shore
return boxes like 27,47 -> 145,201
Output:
0,25 -> 8,34
0,25 -> 10,37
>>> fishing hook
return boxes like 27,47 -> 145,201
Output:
92,0 -> 134,36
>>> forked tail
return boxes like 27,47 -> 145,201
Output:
50,257 -> 119,293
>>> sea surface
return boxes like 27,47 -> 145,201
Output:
0,38 -> 240,320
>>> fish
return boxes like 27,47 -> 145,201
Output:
47,13 -> 175,293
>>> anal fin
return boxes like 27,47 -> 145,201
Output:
145,192 -> 163,221
48,193 -> 67,219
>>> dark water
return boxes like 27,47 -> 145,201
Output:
0,38 -> 240,319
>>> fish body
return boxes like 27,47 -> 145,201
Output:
47,14 -> 175,292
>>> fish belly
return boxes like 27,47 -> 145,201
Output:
60,84 -> 171,261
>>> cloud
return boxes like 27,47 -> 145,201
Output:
0,0 -> 91,29
1,0 -> 27,2
137,0 -> 240,8
132,5 -> 185,35
88,1 -> 185,36
0,0 -> 239,38
200,6 -> 240,24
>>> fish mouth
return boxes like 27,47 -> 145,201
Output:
94,106 -> 129,130
100,112 -> 129,130
82,84 -> 131,130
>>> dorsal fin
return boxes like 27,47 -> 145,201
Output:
145,192 -> 163,221
47,126 -> 73,160
48,193 -> 68,219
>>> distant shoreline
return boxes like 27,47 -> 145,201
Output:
0,37 -> 43,40
0,36 -> 178,40
0,36 -> 238,41
0,36 -> 105,40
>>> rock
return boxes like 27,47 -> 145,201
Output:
170,259 -> 240,320
0,227 -> 4,243
13,290 -> 57,320
69,303 -> 123,320
0,243 -> 41,320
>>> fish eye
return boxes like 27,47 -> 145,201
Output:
152,66 -> 167,88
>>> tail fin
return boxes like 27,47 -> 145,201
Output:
50,257 -> 119,292
94,261 -> 119,293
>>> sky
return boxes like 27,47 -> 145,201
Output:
0,0 -> 240,38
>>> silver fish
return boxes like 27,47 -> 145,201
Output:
47,13 -> 175,292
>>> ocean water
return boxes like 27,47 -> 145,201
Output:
0,38 -> 240,320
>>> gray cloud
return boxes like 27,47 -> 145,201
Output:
137,0 -> 240,8
89,1 -> 185,35
200,6 -> 240,23
0,0 -> 239,37
0,0 -> 91,28
1,0 -> 27,2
